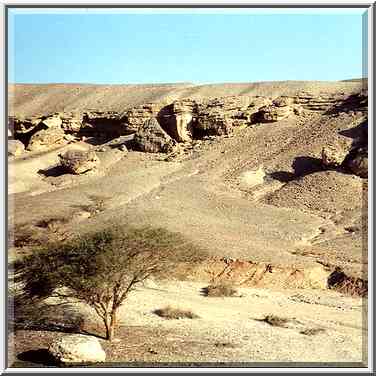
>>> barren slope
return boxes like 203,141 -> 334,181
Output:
9,80 -> 364,117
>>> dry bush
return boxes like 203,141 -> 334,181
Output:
332,278 -> 368,297
202,283 -> 238,297
10,224 -> 43,248
300,328 -> 325,336
328,267 -> 367,297
153,306 -> 199,320
35,216 -> 70,232
261,314 -> 290,328
10,215 -> 71,248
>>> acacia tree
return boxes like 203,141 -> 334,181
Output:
13,226 -> 204,341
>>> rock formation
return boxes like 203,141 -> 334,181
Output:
346,147 -> 368,178
133,117 -> 176,153
48,334 -> 106,364
322,144 -> 349,168
58,148 -> 100,174
27,126 -> 66,151
122,103 -> 161,133
80,111 -> 125,137
8,92 -> 369,156
255,104 -> 294,123
159,99 -> 196,142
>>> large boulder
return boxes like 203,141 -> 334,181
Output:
58,148 -> 100,174
8,140 -> 25,156
27,127 -> 66,151
347,147 -> 368,178
48,334 -> 106,364
133,117 -> 176,153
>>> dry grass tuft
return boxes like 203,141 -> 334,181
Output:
202,283 -> 239,297
35,216 -> 70,232
300,328 -> 325,336
260,314 -> 290,328
153,306 -> 199,320
328,267 -> 367,297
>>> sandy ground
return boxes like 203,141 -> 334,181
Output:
9,280 -> 367,366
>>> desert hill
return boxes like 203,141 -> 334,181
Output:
9,80 -> 365,117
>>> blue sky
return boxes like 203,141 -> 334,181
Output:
8,9 -> 366,84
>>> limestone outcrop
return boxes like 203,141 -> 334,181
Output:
27,126 -> 66,151
159,99 -> 196,142
81,111 -> 125,137
255,104 -> 294,123
133,117 -> 176,153
122,103 -> 161,133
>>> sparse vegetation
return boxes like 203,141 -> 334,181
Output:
72,194 -> 110,215
10,224 -> 42,248
13,226 -> 205,341
327,267 -> 367,297
300,328 -> 325,336
11,216 -> 71,249
153,306 -> 199,320
202,283 -> 239,297
214,342 -> 238,349
35,216 -> 70,232
260,314 -> 290,328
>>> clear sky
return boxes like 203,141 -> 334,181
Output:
8,9 -> 366,84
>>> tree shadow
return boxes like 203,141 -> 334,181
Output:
268,156 -> 324,183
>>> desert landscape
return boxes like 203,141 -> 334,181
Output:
8,79 -> 368,367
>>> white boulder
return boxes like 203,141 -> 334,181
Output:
48,334 -> 106,364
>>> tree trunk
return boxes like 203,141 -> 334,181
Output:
103,314 -> 112,341
108,308 -> 117,341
